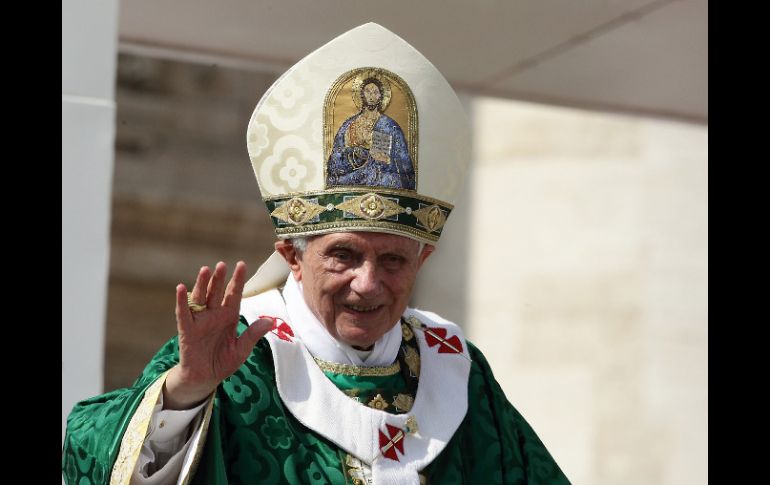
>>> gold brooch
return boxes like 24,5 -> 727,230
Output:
368,394 -> 389,411
336,193 -> 405,220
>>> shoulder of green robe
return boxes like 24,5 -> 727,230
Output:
63,319 -> 279,484
62,334 -> 182,484
236,314 -> 276,364
462,340 -> 572,484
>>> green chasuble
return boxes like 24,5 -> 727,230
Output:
63,318 -> 570,484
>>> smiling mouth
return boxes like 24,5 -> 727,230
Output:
344,304 -> 382,313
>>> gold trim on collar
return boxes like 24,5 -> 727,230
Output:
314,357 -> 401,376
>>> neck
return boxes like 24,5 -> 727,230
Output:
352,343 -> 375,351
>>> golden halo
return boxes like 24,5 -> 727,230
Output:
351,70 -> 392,111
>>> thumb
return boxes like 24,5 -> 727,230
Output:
237,318 -> 274,355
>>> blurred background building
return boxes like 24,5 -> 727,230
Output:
63,1 -> 708,484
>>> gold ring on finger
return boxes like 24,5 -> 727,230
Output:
186,292 -> 207,313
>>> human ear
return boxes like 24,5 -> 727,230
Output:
417,244 -> 435,269
274,240 -> 303,281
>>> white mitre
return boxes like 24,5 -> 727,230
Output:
243,22 -> 470,297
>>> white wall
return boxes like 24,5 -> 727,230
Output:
62,0 -> 119,442
466,97 -> 707,485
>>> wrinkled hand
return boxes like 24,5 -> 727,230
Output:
163,261 -> 273,410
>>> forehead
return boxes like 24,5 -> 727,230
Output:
364,82 -> 380,91
310,232 -> 418,253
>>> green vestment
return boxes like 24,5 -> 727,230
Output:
63,318 -> 570,484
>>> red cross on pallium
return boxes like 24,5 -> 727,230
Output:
424,326 -> 464,354
259,315 -> 295,343
379,424 -> 405,461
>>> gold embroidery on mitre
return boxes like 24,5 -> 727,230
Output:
368,393 -> 389,411
270,197 -> 326,225
392,393 -> 415,412
336,193 -> 406,220
324,67 -> 419,188
350,70 -> 393,112
412,204 -> 447,233
404,346 -> 421,377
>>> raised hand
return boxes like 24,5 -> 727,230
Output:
163,261 -> 273,410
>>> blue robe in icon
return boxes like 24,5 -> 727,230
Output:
327,113 -> 415,190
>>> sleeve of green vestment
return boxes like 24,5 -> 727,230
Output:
62,336 -> 181,484
467,342 -> 572,485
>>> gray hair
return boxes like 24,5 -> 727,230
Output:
290,237 -> 308,255
290,236 -> 424,256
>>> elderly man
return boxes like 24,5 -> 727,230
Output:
63,23 -> 570,484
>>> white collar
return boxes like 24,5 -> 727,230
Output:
282,275 -> 403,367
239,289 -> 472,484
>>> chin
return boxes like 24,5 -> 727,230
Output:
338,329 -> 377,348
337,322 -> 386,348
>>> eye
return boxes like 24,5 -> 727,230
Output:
333,250 -> 352,262
382,255 -> 406,270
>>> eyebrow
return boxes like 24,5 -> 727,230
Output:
323,238 -> 415,258
380,253 -> 408,261
327,242 -> 358,252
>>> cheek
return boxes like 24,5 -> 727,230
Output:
386,273 -> 415,302
318,274 -> 349,306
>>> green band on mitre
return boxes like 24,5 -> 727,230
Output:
264,189 -> 452,244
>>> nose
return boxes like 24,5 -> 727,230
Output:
349,261 -> 381,298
